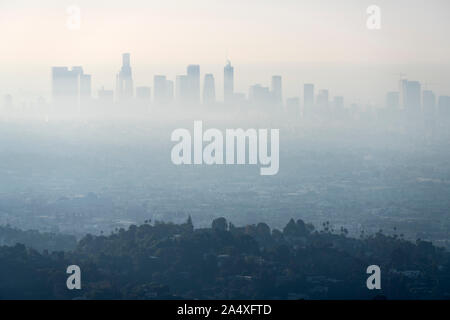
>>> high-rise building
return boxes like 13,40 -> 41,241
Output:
203,74 -> 216,105
98,87 -> 114,104
405,81 -> 421,112
303,84 -> 314,115
249,84 -> 271,105
224,60 -> 234,104
333,96 -> 344,109
187,64 -> 200,104
271,75 -> 282,106
316,89 -> 329,111
154,75 -> 168,105
116,53 -> 134,101
176,75 -> 189,104
167,80 -> 174,103
386,91 -> 400,110
399,79 -> 408,109
52,66 -> 91,111
422,90 -> 436,114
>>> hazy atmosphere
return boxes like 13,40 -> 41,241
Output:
1,0 -> 450,302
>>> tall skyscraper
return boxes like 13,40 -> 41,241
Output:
405,81 -> 421,112
203,74 -> 216,105
303,84 -> 314,115
224,60 -> 234,104
154,75 -> 168,105
52,66 -> 91,111
249,84 -> 271,105
422,90 -> 436,114
271,75 -> 282,106
187,64 -> 200,104
399,79 -> 408,109
176,75 -> 189,104
116,53 -> 134,101
316,89 -> 329,111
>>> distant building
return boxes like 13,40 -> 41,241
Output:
333,96 -> 344,110
271,75 -> 282,106
249,84 -> 271,105
422,90 -> 436,114
187,64 -> 200,104
52,66 -> 91,111
405,81 -> 421,112
176,75 -> 189,104
303,84 -> 314,116
203,74 -> 216,105
116,53 -> 134,101
316,89 -> 329,111
224,60 -> 234,104
154,76 -> 173,105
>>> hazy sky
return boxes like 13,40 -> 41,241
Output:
1,0 -> 450,104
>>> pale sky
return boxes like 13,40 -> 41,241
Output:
1,0 -> 450,104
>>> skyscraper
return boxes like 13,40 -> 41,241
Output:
187,64 -> 200,104
116,53 -> 134,101
405,81 -> 421,113
422,90 -> 436,114
176,75 -> 189,104
203,74 -> 216,105
52,66 -> 91,111
316,89 -> 329,111
224,60 -> 234,104
271,75 -> 282,106
154,75 -> 168,105
303,84 -> 314,116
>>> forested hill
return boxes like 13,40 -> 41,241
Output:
0,217 -> 449,299
0,225 -> 77,252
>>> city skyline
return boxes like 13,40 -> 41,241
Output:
2,1 -> 450,104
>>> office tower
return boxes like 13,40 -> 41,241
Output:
203,74 -> 216,105
316,90 -> 329,110
399,79 -> 408,109
116,53 -> 134,101
271,75 -> 282,105
286,97 -> 300,117
249,84 -> 271,105
438,96 -> 450,118
405,81 -> 421,112
52,66 -> 81,110
166,80 -> 174,103
224,60 -> 234,103
187,64 -> 200,104
176,75 -> 189,104
386,92 -> 399,110
71,66 -> 92,106
303,84 -> 314,115
333,96 -> 344,109
422,90 -> 436,114
154,75 -> 168,105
